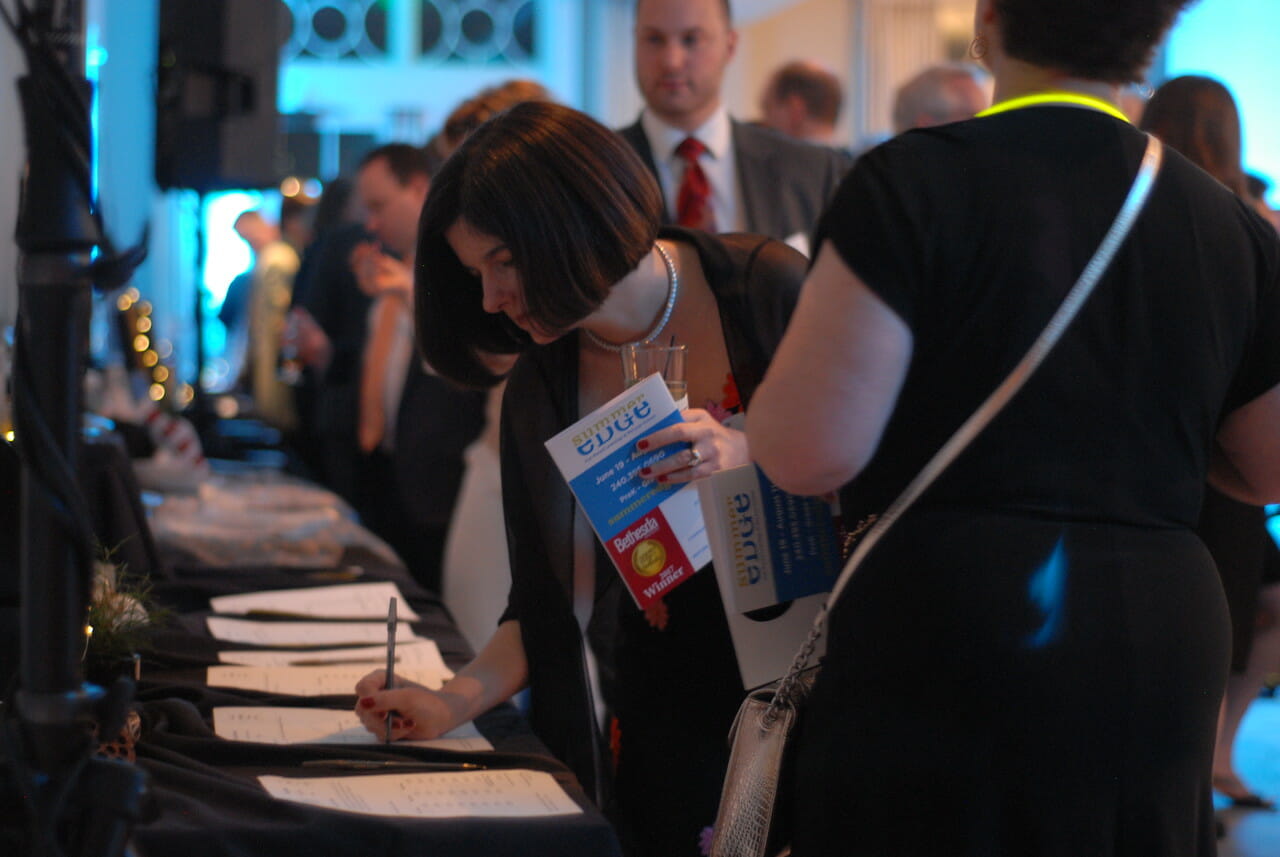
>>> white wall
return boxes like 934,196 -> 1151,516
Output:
737,0 -> 855,143
278,1 -> 586,138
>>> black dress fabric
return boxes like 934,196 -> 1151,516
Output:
498,228 -> 806,857
1197,486 -> 1273,672
790,108 -> 1280,856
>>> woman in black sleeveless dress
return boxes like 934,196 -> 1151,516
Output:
749,1 -> 1280,854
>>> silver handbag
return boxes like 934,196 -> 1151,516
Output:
711,665 -> 817,857
709,134 -> 1163,857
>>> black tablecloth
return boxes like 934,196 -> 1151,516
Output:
1,519 -> 620,857
125,543 -> 621,857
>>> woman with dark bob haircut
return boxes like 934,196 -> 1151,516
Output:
749,0 -> 1280,854
354,100 -> 810,857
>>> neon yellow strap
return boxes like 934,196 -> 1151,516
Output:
977,90 -> 1130,123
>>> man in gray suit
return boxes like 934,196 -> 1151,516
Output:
618,0 -> 849,253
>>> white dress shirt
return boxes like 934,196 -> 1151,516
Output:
640,106 -> 743,232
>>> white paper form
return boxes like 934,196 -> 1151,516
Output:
205,664 -> 452,696
217,640 -> 447,670
212,708 -> 493,751
258,769 -> 583,818
206,617 -> 421,648
209,581 -> 421,621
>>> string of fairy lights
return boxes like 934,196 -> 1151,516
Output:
115,287 -> 193,408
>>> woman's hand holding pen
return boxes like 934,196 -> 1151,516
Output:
354,670 -> 462,742
636,408 -> 750,485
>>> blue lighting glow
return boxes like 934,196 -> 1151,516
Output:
1165,1 -> 1280,205
85,24 -> 104,214
1024,537 -> 1068,649
202,191 -> 266,306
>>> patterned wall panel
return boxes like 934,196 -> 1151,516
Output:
283,0 -> 389,60
283,0 -> 536,64
420,0 -> 535,62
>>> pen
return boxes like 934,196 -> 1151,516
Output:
301,759 -> 486,771
385,597 -> 397,744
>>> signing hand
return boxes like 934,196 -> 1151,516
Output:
635,408 -> 750,485
353,669 -> 461,742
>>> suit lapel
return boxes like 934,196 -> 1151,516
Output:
732,121 -> 774,236
620,119 -> 673,225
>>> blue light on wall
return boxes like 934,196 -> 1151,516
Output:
200,190 -> 270,390
202,191 -> 264,307
1164,1 -> 1280,205
85,26 -> 106,205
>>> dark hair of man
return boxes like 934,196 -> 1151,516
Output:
635,0 -> 732,24
358,142 -> 431,185
1140,75 -> 1248,198
1246,173 -> 1270,204
992,0 -> 1193,84
415,101 -> 664,388
312,177 -> 354,238
771,61 -> 842,125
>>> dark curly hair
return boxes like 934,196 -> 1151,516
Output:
993,0 -> 1196,83
414,101 -> 663,388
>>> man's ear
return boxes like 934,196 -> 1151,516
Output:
725,27 -> 738,61
410,173 -> 431,199
785,94 -> 808,130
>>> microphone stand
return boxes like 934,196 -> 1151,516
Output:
1,1 -> 148,854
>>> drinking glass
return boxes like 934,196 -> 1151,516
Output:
621,342 -> 688,405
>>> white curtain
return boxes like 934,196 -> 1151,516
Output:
851,0 -> 945,146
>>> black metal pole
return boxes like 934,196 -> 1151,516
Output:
13,0 -> 96,726
3,1 -> 147,854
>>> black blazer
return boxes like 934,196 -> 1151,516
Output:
496,228 -> 808,804
617,117 -> 852,243
393,365 -> 486,527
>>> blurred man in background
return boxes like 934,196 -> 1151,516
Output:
891,62 -> 991,134
348,144 -> 484,594
618,0 -> 849,254
759,59 -> 844,147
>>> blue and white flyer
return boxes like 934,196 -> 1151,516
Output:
544,373 -> 710,609
698,463 -> 838,689
700,463 -> 841,613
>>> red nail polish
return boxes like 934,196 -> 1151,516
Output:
637,440 -> 649,450
657,474 -> 668,483
402,719 -> 415,729
359,697 -> 376,708
640,467 -> 651,476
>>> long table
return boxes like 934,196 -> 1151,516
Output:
68,462 -> 621,856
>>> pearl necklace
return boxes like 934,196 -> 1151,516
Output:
582,242 -> 679,353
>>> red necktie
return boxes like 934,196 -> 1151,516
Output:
675,137 -> 716,231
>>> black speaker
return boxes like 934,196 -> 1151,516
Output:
156,0 -> 287,192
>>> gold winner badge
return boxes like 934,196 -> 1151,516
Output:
631,539 -> 667,578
